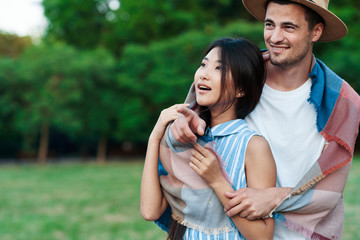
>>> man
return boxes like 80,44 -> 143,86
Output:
167,0 -> 360,239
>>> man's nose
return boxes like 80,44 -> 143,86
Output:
270,27 -> 284,43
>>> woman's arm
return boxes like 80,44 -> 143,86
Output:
190,136 -> 276,240
140,104 -> 189,221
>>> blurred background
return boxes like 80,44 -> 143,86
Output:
0,0 -> 358,163
0,1 -> 359,239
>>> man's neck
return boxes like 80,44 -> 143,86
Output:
265,54 -> 315,92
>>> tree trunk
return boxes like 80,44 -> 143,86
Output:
96,135 -> 107,164
38,121 -> 49,164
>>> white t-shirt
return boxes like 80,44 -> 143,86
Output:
245,79 -> 326,240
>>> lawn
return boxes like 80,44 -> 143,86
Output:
0,157 -> 358,240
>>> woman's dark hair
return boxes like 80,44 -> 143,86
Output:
199,37 -> 266,127
167,218 -> 186,240
265,0 -> 325,30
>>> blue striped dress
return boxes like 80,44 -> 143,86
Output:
156,119 -> 259,240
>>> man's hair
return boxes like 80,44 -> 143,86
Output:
265,0 -> 325,30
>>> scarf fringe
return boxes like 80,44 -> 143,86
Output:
291,173 -> 325,196
268,173 -> 325,217
172,212 -> 235,235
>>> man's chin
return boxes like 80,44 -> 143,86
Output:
269,54 -> 295,68
270,58 -> 288,68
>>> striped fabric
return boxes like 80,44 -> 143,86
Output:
158,119 -> 258,239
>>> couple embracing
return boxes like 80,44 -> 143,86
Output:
141,0 -> 360,239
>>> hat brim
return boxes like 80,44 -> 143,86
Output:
242,0 -> 347,42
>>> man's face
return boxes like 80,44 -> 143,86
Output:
264,2 -> 315,68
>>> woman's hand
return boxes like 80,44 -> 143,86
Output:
150,103 -> 190,141
190,143 -> 225,188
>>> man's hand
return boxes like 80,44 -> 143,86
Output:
224,187 -> 292,220
170,107 -> 206,143
262,50 -> 270,61
150,104 -> 190,141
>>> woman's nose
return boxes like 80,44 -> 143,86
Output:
199,69 -> 209,80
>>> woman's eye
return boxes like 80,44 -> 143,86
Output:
215,66 -> 222,70
200,63 -> 206,67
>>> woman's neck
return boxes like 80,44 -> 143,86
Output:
210,105 -> 237,128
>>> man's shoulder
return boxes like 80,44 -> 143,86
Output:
313,58 -> 342,79
339,80 -> 360,107
314,58 -> 359,101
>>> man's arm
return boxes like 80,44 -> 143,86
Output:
224,187 -> 292,220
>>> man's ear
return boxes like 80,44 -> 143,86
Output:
312,23 -> 324,42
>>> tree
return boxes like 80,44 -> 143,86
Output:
13,43 -> 119,163
42,0 -> 112,49
0,58 -> 23,157
313,1 -> 360,93
0,32 -> 32,58
15,43 -> 79,163
42,0 -> 253,55
57,48 -> 118,163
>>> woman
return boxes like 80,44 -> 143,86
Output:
141,37 -> 276,240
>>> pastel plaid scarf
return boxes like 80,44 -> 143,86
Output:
158,128 -> 236,235
270,59 -> 360,239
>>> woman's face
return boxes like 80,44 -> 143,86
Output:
194,47 -> 235,112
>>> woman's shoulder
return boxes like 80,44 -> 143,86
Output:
246,135 -> 272,161
247,135 -> 270,151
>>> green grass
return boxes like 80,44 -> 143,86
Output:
0,161 -> 166,240
343,156 -> 360,240
0,157 -> 359,240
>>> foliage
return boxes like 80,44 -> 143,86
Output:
313,1 -> 360,92
0,32 -> 32,58
42,0 -> 253,55
0,43 -> 118,160
0,58 -> 22,155
42,0 -> 111,49
0,1 -> 359,158
12,44 -> 82,159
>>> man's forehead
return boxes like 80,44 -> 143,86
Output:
265,1 -> 306,14
265,2 -> 307,23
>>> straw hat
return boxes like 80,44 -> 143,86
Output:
242,0 -> 347,42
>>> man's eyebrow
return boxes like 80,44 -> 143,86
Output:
281,22 -> 300,28
264,19 -> 299,28
264,18 -> 274,23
